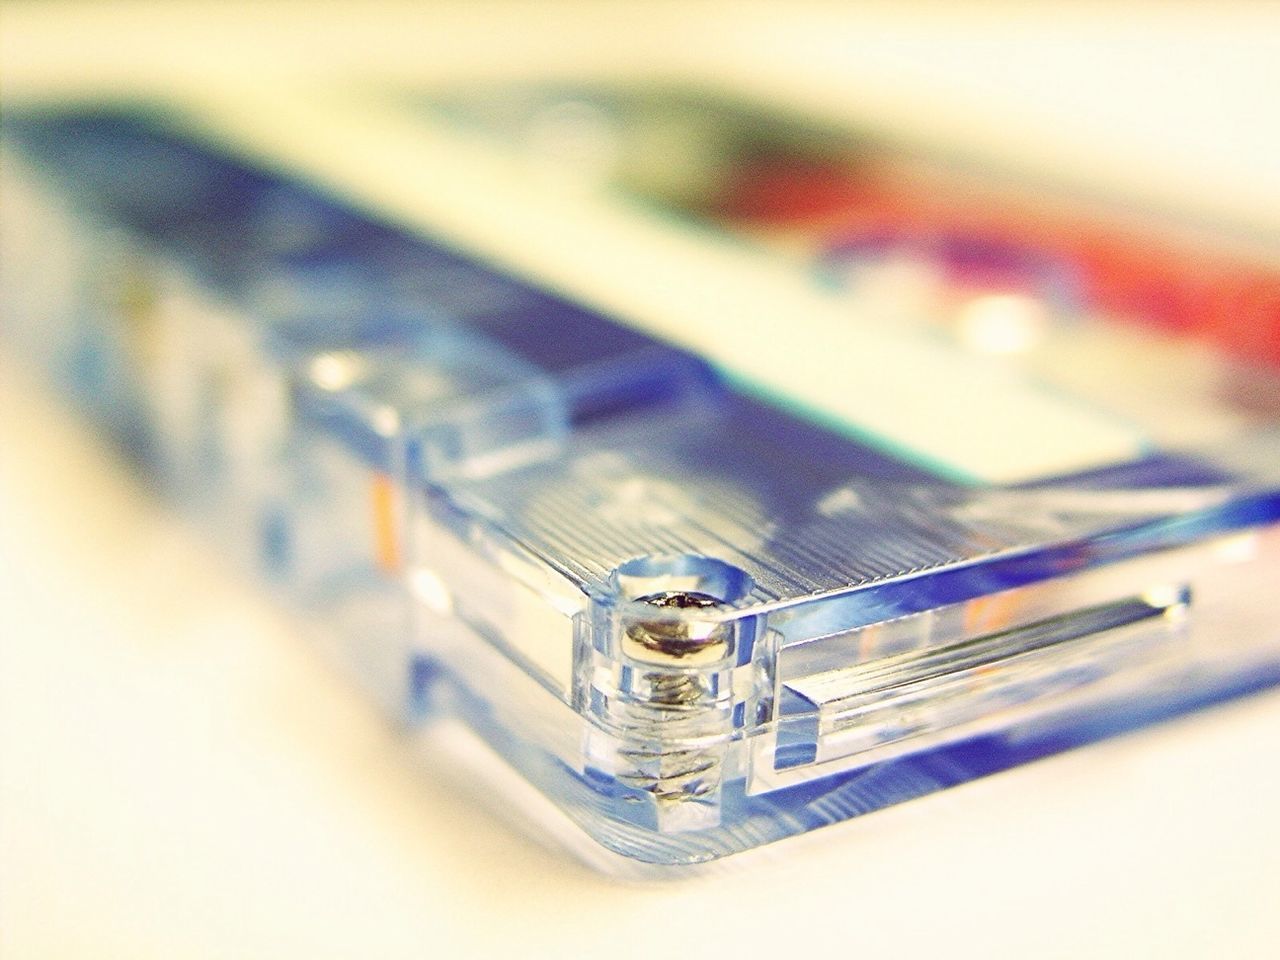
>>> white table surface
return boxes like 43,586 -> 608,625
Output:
2,4 -> 1279,957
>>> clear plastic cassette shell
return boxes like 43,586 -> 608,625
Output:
4,103 -> 1280,866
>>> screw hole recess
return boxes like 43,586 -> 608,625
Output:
610,554 -> 754,606
610,555 -> 754,667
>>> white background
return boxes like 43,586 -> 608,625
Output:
2,3 -> 1279,957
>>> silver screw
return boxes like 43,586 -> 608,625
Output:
622,591 -> 731,668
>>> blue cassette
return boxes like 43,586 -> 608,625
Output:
3,95 -> 1279,866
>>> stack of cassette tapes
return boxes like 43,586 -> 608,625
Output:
3,85 -> 1279,865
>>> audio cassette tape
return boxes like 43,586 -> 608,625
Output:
3,79 -> 1279,865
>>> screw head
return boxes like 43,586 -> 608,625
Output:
622,591 -> 731,665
